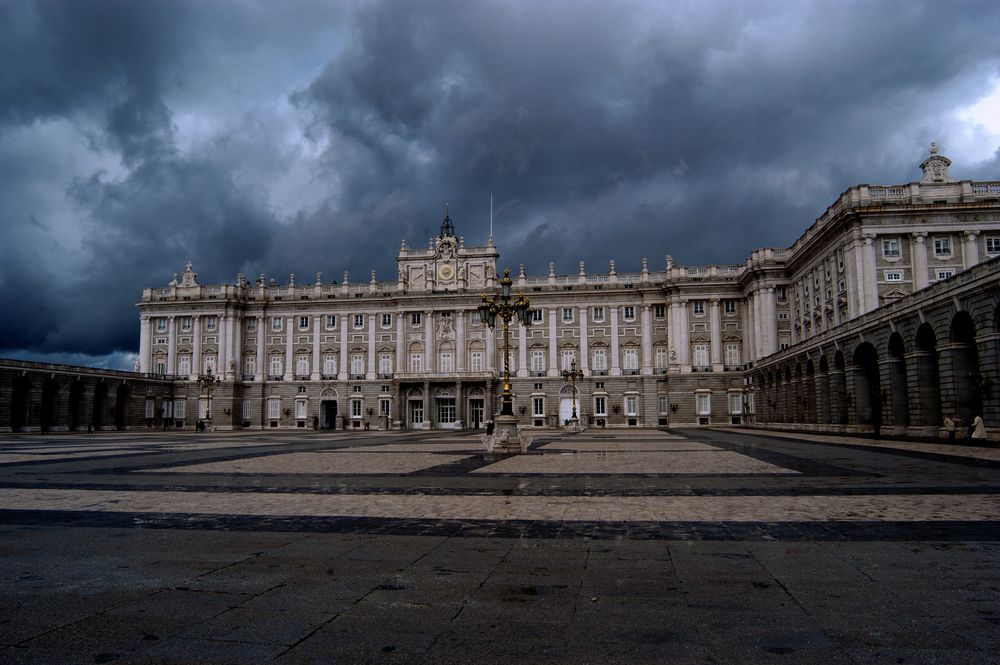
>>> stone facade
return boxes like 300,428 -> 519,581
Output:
3,145 -> 998,435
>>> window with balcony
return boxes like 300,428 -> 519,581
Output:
654,347 -> 668,370
530,350 -> 546,374
560,349 -> 576,370
622,347 -> 638,372
323,355 -> 337,377
269,355 -> 283,378
592,349 -> 607,372
693,344 -> 709,369
178,355 -> 191,376
725,343 -> 740,368
243,356 -> 256,379
470,351 -> 484,372
439,352 -> 454,373
350,354 -> 364,376
410,353 -> 423,372
203,355 -> 217,375
379,354 -> 393,376
296,354 -> 310,377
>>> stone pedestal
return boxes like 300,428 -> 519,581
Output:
565,416 -> 582,433
483,415 -> 532,454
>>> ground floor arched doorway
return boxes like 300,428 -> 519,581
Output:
320,400 -> 338,429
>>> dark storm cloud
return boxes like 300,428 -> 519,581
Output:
1,0 -> 999,367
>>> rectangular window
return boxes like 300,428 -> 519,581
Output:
272,317 -> 283,332
174,399 -> 186,420
242,399 -> 251,421
884,271 -> 903,282
325,315 -> 337,329
205,316 -> 217,331
269,355 -> 283,377
181,316 -> 192,332
654,347 -> 668,369
351,354 -> 364,376
987,236 -> 1000,255
778,312 -> 789,320
267,398 -> 280,420
696,393 -> 711,415
145,399 -> 155,418
562,307 -> 574,323
298,316 -> 309,330
934,237 -> 952,256
776,286 -> 787,301
692,302 -> 704,316
623,348 -> 638,370
436,398 -> 455,424
594,395 -> 607,416
729,393 -> 743,415
838,279 -> 846,292
592,307 -> 605,322
936,269 -> 955,281
658,395 -> 669,414
530,350 -> 546,373
244,356 -> 256,379
653,304 -> 665,318
351,400 -> 363,418
882,238 -> 900,258
411,312 -> 422,326
178,355 -> 191,376
693,344 -> 709,369
530,309 -> 543,324
296,355 -> 309,377
353,314 -> 364,328
724,300 -> 736,314
154,358 -> 166,374
156,318 -> 167,332
410,353 -> 423,372
470,351 -> 484,372
725,343 -> 740,368
532,397 -> 544,417
379,353 -> 392,375
439,352 -> 454,373
379,398 -> 390,417
295,400 -> 307,420
592,349 -> 607,371
381,313 -> 392,327
323,355 -> 337,376
560,349 -> 576,370
623,306 -> 636,321
625,396 -> 637,416
203,355 -> 216,375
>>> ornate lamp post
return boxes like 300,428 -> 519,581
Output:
478,267 -> 531,451
197,367 -> 220,427
561,359 -> 584,430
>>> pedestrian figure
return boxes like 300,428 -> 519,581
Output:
971,414 -> 986,440
485,420 -> 494,436
87,424 -> 94,434
944,414 -> 956,440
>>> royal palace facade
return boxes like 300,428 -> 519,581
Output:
117,144 -> 998,434
4,145 -> 999,435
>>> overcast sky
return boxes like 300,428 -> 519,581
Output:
2,0 -> 1000,370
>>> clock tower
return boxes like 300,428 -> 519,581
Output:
395,207 -> 498,293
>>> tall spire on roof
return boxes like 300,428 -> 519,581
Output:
439,205 -> 455,238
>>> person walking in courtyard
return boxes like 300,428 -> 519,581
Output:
971,414 -> 986,440
944,414 -> 957,440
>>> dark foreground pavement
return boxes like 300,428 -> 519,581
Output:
0,427 -> 998,664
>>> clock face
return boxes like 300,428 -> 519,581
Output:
438,263 -> 455,281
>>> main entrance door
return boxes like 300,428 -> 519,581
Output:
469,399 -> 484,429
559,398 -> 575,424
321,400 -> 338,429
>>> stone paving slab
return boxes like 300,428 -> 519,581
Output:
539,439 -> 719,452
474,449 -> 798,475
150,451 -> 475,475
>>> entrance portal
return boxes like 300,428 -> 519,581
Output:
469,399 -> 484,429
408,400 -> 424,429
321,400 -> 338,429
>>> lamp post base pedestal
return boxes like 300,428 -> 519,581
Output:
565,416 -> 582,433
483,414 -> 531,454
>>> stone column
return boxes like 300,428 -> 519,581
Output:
367,313 -> 376,379
610,305 -> 621,376
765,288 -> 778,357
191,315 -> 201,380
423,380 -> 430,429
139,316 -> 152,373
709,299 -> 722,371
456,310 -> 466,372
338,317 -> 348,380
579,306 -> 589,373
396,312 -> 405,372
167,316 -> 177,375
964,230 -> 981,269
219,314 -> 229,378
455,381 -> 464,426
911,232 -> 929,291
255,315 -> 265,382
518,318 -> 528,377
745,294 -> 756,362
424,311 -> 435,372
640,305 -> 653,375
284,317 -> 294,381
231,314 -> 242,380
486,321 -> 496,371
677,300 -> 690,369
311,316 -> 321,380
862,233 -> 878,312
547,308 -> 558,377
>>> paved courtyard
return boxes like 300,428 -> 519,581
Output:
0,427 -> 998,664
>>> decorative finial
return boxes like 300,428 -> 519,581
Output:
930,141 -> 938,155
920,142 -> 953,183
343,270 -> 349,285
519,263 -> 526,278
439,204 -> 455,238
289,273 -> 295,286
548,262 -> 555,276
370,270 -> 377,283
316,272 -> 322,285
642,257 -> 648,272
609,260 -> 616,275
